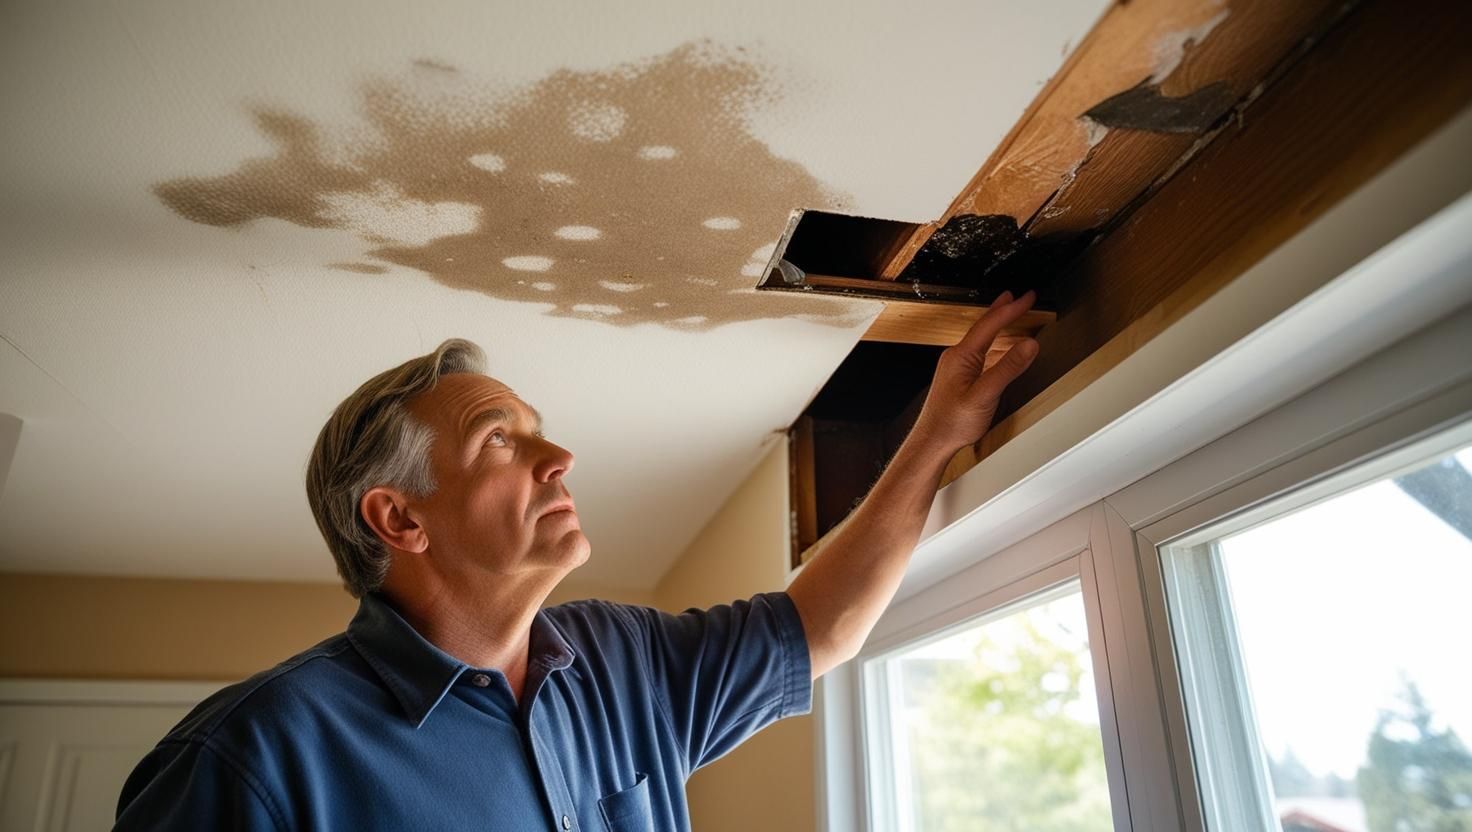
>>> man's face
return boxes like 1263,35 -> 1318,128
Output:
404,373 -> 588,580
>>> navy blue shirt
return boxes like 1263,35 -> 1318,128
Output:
114,590 -> 812,831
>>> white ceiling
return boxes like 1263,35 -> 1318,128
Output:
0,0 -> 1108,591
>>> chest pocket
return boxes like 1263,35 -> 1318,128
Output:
597,771 -> 653,832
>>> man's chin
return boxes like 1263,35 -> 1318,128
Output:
556,530 -> 591,568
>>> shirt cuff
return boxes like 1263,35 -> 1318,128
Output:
762,590 -> 814,719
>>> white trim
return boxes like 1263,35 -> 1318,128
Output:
1092,502 -> 1186,832
1156,543 -> 1279,831
815,663 -> 867,832
896,103 -> 1472,604
1112,308 -> 1472,535
0,679 -> 225,706
1133,376 -> 1472,549
868,505 -> 1093,649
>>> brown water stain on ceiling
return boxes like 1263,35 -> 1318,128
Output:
155,41 -> 870,330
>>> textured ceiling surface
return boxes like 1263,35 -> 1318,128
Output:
0,0 -> 1107,590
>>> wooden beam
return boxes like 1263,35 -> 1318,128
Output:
938,0 -> 1472,488
877,0 -> 1343,281
788,414 -> 817,570
762,268 -> 1056,347
861,304 -> 1045,352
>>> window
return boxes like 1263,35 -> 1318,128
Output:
862,570 -> 1117,831
829,270 -> 1472,832
1158,438 -> 1472,832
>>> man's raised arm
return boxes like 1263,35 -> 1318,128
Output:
785,289 -> 1040,679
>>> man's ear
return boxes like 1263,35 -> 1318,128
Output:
360,486 -> 428,554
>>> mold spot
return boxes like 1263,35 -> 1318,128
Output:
702,216 -> 741,230
469,153 -> 506,172
740,261 -> 765,277
750,242 -> 777,261
598,279 -> 645,292
900,212 -> 1087,292
572,303 -> 623,315
672,315 -> 709,326
555,225 -> 602,241
568,102 -> 627,142
685,276 -> 719,286
413,58 -> 459,74
652,301 -> 671,308
531,281 -> 556,291
329,262 -> 389,274
538,171 -> 575,185
504,255 -> 554,272
637,145 -> 679,160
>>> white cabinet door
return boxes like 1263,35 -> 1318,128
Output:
0,682 -> 218,832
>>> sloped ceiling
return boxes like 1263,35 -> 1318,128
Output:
0,0 -> 1108,591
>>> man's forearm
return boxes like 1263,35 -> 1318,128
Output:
785,289 -> 1041,679
786,429 -> 955,678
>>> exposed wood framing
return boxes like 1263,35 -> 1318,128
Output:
760,267 -> 1056,347
876,0 -> 1344,281
789,414 -> 818,569
940,0 -> 1472,487
860,304 -> 1041,351
790,0 -> 1472,564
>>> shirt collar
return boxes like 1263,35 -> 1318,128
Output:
346,591 -> 576,729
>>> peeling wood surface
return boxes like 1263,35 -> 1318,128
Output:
880,0 -> 1343,280
938,0 -> 1472,489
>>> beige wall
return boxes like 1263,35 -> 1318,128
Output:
0,573 -> 651,681
653,437 -> 815,832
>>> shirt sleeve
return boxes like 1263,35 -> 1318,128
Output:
114,739 -> 284,832
615,590 -> 813,775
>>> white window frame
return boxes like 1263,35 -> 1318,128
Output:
823,292 -> 1472,832
1129,379 -> 1472,831
809,106 -> 1472,831
858,543 -> 1127,832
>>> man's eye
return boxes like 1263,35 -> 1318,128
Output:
486,430 -> 507,446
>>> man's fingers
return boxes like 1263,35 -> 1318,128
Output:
953,289 -> 1037,358
973,336 -> 1039,399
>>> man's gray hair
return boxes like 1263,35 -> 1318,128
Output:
305,339 -> 487,598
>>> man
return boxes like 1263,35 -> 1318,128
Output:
114,290 -> 1039,830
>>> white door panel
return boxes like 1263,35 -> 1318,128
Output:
0,682 -> 216,832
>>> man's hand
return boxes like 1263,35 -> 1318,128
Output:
909,289 -> 1040,456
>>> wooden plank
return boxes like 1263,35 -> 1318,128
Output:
860,300 -> 1053,348
878,0 -> 1341,281
801,273 -> 981,301
789,414 -> 817,570
938,0 -> 1472,488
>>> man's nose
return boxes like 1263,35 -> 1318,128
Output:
536,439 -> 574,482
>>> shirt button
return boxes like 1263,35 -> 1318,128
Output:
561,814 -> 571,830
471,673 -> 490,687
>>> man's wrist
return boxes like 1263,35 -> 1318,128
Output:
901,419 -> 966,466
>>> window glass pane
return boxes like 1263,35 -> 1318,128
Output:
876,584 -> 1113,832
1167,442 -> 1472,832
